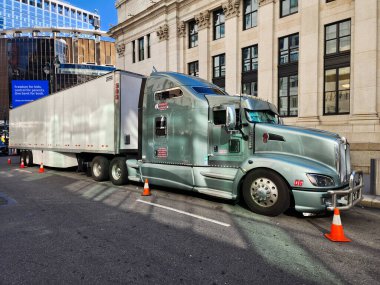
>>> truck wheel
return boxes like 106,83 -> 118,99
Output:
109,157 -> 128,185
91,156 -> 110,181
25,151 -> 33,167
20,151 -> 27,164
242,169 -> 290,216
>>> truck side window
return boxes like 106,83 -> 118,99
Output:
213,110 -> 226,125
155,88 -> 183,101
213,109 -> 239,125
155,116 -> 167,136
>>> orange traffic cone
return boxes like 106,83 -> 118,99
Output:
142,179 -> 151,196
7,158 -> 11,165
325,208 -> 351,242
39,162 -> 45,173
20,158 -> 25,168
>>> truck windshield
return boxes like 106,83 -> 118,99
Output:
245,110 -> 279,124
192,87 -> 226,95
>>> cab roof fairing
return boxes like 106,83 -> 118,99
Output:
150,72 -> 218,88
240,97 -> 279,115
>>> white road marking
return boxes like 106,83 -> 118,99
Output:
136,199 -> 231,227
13,169 -> 33,174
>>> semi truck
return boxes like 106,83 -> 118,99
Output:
9,70 -> 363,216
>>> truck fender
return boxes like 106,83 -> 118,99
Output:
232,153 -> 339,198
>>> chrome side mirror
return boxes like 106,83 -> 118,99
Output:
226,105 -> 236,131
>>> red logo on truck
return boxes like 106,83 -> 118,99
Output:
155,102 -> 169,111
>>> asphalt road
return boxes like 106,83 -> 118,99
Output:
0,156 -> 379,285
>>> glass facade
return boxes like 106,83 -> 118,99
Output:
6,37 -> 114,107
0,0 -> 100,30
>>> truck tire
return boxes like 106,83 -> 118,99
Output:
20,151 -> 27,165
242,169 -> 290,216
109,157 -> 128,185
91,156 -> 110,182
25,151 -> 33,167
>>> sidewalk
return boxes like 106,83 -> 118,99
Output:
359,174 -> 380,209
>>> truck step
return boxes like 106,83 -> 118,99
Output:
194,187 -> 234,200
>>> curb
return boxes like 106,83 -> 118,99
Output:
359,195 -> 380,209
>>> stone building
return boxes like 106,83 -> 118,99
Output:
109,0 -> 380,173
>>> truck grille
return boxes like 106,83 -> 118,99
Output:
338,141 -> 351,184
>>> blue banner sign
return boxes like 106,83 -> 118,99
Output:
12,80 -> 49,108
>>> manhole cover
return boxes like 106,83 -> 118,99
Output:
0,197 -> 8,206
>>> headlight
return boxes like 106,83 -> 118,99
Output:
306,174 -> 335,187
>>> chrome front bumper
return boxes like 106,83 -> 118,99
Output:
326,171 -> 363,211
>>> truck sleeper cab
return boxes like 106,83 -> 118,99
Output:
125,72 -> 363,216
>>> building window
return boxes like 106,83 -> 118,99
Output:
326,0 -> 335,2
243,0 -> 258,30
213,54 -> 225,89
188,61 -> 199,77
325,20 -> 351,55
279,33 -> 299,65
147,34 -> 151,58
279,74 -> 298,117
242,45 -> 258,72
242,45 -> 258,96
213,54 -> 225,78
213,9 -> 225,40
132,41 -> 136,63
242,82 -> 257,96
324,67 -> 350,115
189,20 -> 198,48
138,37 -> 144,61
280,0 -> 298,18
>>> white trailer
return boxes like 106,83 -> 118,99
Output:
9,70 -> 145,183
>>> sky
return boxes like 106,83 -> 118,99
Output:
66,0 -> 118,31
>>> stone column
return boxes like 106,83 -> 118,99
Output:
297,0 -> 320,125
156,24 -> 169,71
116,42 -> 126,70
177,21 -> 186,73
223,0 -> 240,95
167,9 -> 180,72
196,10 -> 211,80
257,0 -> 275,102
350,0 -> 378,124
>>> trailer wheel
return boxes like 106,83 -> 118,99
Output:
20,151 -> 27,165
109,157 -> 128,185
91,156 -> 110,181
25,151 -> 33,167
242,169 -> 290,216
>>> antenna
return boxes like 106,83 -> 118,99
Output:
239,84 -> 243,126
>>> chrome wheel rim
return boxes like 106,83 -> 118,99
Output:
93,162 -> 102,177
112,164 -> 121,180
250,177 -> 278,207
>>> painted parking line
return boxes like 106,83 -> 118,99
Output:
136,199 -> 231,227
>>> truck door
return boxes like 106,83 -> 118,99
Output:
208,107 -> 243,167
